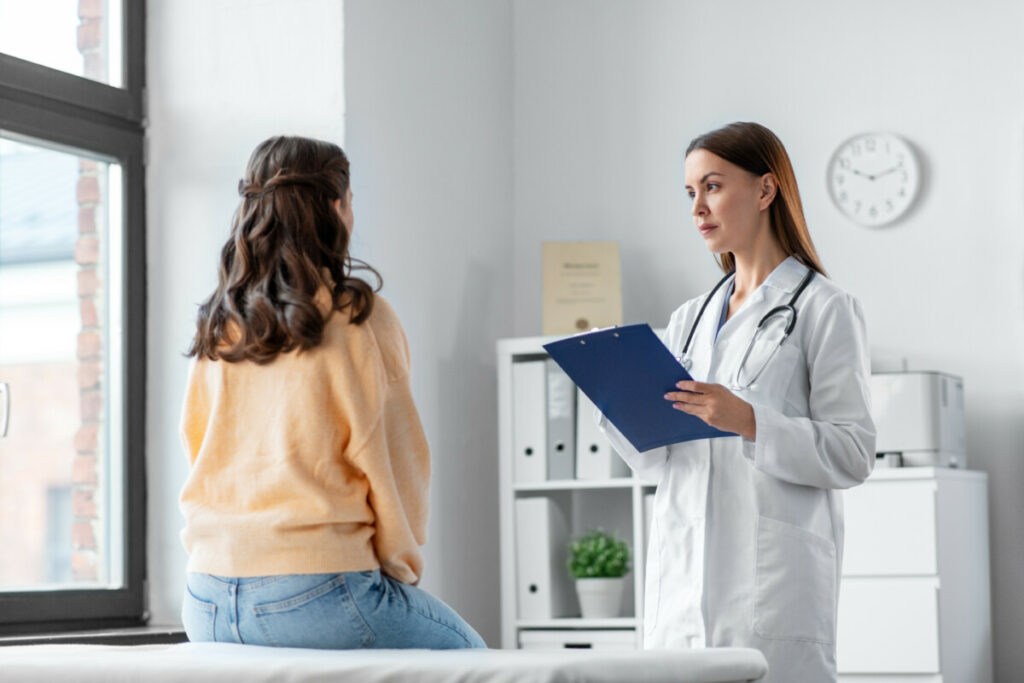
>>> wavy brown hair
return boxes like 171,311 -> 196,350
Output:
686,122 -> 827,277
187,135 -> 381,365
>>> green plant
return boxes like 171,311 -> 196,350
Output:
567,529 -> 631,579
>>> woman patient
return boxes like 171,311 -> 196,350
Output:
178,135 -> 485,650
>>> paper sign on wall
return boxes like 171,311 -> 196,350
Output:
542,241 -> 622,335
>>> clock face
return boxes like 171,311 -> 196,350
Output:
827,133 -> 920,227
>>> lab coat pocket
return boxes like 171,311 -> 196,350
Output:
753,515 -> 836,644
748,343 -> 803,406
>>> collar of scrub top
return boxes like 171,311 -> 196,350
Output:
679,256 -> 815,372
715,279 -> 736,342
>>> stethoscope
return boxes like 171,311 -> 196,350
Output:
678,266 -> 816,390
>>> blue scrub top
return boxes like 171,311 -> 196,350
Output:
715,279 -> 735,341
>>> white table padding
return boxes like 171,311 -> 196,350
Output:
0,642 -> 767,682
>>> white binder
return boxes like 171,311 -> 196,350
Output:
545,359 -> 576,481
515,497 -> 576,619
575,389 -> 629,480
512,360 -> 547,483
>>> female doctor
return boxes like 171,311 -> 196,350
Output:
597,122 -> 875,682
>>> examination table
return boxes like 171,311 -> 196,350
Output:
0,642 -> 768,682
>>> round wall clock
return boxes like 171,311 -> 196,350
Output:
826,132 -> 921,227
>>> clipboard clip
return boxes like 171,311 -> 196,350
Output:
572,325 -> 621,344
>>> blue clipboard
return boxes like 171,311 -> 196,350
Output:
543,324 -> 735,452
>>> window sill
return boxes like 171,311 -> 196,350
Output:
0,624 -> 187,647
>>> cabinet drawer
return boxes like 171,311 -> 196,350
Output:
518,629 -> 637,651
843,479 -> 937,576
837,578 -> 940,673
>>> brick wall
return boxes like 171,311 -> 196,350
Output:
72,0 -> 107,583
77,0 -> 107,83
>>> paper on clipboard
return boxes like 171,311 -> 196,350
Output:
543,324 -> 735,452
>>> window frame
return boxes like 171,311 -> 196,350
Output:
0,0 -> 147,635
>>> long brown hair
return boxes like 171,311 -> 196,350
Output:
686,122 -> 827,277
187,135 -> 381,364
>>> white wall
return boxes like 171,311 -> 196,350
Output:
344,0 -> 513,645
146,0 -> 346,625
147,0 -> 512,646
512,1 -> 1024,678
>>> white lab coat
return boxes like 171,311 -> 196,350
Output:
598,256 -> 875,683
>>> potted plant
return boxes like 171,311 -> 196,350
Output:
566,529 -> 631,619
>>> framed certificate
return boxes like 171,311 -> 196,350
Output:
542,241 -> 622,335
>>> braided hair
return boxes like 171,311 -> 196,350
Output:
187,136 -> 381,364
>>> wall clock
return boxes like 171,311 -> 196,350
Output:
827,132 -> 921,227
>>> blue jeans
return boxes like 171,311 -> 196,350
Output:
182,569 -> 486,650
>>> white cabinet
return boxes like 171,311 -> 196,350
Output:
837,468 -> 993,683
498,334 -> 654,650
839,579 -> 941,674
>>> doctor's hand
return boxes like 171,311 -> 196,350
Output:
664,381 -> 756,441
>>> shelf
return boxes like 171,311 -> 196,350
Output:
867,466 -> 987,482
498,333 -> 665,648
513,478 -> 658,492
497,329 -> 667,358
516,617 -> 638,629
513,479 -> 635,492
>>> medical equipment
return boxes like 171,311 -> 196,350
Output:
868,370 -> 962,466
679,268 -> 816,390
871,371 -> 966,468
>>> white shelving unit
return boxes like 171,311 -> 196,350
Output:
497,334 -> 655,650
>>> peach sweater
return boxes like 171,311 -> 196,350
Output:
179,294 -> 429,584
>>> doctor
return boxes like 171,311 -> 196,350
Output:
597,122 -> 875,682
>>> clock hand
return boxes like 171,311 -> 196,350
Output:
873,165 -> 901,179
848,168 -> 873,180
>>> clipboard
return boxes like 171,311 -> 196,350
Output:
543,324 -> 735,452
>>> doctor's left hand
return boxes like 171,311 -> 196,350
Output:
665,381 -> 756,441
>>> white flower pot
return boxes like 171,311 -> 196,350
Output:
575,577 -> 625,619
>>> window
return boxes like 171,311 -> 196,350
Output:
0,0 -> 145,634
0,0 -> 124,87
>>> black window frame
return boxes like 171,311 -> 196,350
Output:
0,1 -> 147,635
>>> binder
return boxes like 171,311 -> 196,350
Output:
515,497 -> 576,619
545,359 -> 576,481
543,324 -> 735,452
512,360 -> 547,483
576,388 -> 630,480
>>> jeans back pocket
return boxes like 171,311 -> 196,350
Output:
181,588 -> 217,642
252,574 -> 375,649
